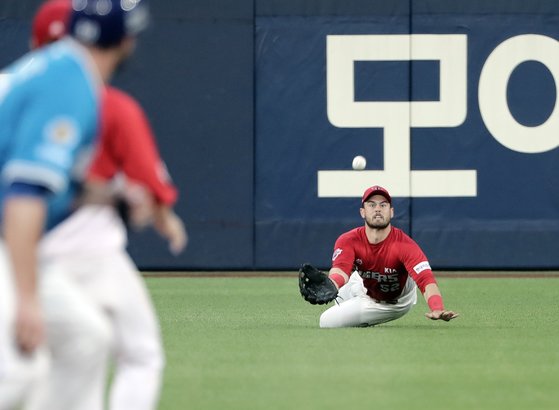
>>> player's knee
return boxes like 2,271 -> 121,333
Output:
118,338 -> 165,371
142,341 -> 165,371
319,300 -> 365,328
319,317 -> 332,328
319,310 -> 339,328
88,321 -> 112,357
69,315 -> 112,362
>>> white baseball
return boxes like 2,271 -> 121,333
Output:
352,155 -> 367,170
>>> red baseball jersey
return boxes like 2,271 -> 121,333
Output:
332,226 -> 437,301
88,86 -> 178,205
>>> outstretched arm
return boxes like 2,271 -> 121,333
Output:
423,283 -> 459,321
328,267 -> 349,289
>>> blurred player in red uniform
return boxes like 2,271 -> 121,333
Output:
319,185 -> 458,328
28,1 -> 187,409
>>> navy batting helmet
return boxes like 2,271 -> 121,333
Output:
69,0 -> 150,48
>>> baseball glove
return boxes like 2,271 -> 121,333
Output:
298,263 -> 338,305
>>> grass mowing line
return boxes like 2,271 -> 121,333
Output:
147,276 -> 559,410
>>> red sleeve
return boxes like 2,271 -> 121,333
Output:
88,87 -> 178,205
331,232 -> 356,276
88,88 -> 119,180
400,238 -> 437,293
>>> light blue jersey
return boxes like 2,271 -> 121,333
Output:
0,38 -> 101,230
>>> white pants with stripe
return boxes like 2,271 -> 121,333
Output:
319,272 -> 418,328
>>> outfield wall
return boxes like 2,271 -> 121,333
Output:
1,1 -> 559,269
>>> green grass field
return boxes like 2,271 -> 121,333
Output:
146,275 -> 559,410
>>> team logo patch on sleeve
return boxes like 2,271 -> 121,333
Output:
413,261 -> 431,274
45,117 -> 79,147
35,117 -> 81,168
332,248 -> 343,261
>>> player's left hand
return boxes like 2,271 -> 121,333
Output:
15,294 -> 45,354
125,182 -> 156,228
298,264 -> 338,305
425,310 -> 459,321
153,206 -> 188,255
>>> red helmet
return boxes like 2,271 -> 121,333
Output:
31,0 -> 72,48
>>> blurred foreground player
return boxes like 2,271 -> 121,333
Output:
299,185 -> 458,327
29,1 -> 186,409
0,0 -> 148,408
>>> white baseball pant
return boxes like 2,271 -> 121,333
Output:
37,205 -> 164,410
319,272 -> 417,328
0,243 -> 48,410
26,264 -> 113,410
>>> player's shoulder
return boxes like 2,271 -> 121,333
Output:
105,86 -> 135,104
35,41 -> 99,98
390,226 -> 424,253
46,41 -> 93,78
5,47 -> 70,90
337,226 -> 364,243
4,45 -> 98,118
104,86 -> 144,115
105,85 -> 138,107
390,226 -> 418,245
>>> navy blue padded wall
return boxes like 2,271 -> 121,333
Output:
3,0 -> 559,270
120,0 -> 255,269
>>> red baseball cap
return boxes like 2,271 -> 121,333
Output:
361,185 -> 392,205
31,0 -> 71,49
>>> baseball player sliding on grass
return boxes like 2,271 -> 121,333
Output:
27,1 -> 187,409
299,185 -> 458,327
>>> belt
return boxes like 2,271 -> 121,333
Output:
372,298 -> 399,305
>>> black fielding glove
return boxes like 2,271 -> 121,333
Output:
298,263 -> 338,305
